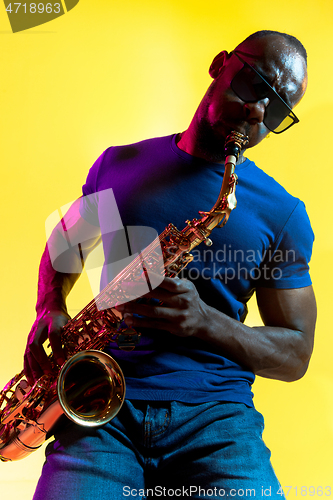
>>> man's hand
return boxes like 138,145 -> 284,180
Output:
115,276 -> 209,338
24,310 -> 70,385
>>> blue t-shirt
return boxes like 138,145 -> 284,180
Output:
80,134 -> 314,407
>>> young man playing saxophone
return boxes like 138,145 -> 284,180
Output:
25,31 -> 316,499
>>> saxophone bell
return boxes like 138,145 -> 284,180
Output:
0,350 -> 125,461
57,350 -> 125,427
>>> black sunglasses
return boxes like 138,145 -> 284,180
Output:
231,52 -> 299,134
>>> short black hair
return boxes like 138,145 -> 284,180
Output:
236,30 -> 307,66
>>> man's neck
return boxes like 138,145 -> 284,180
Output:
177,130 -> 246,165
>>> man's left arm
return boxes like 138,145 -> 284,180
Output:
116,280 -> 317,382
248,285 -> 316,381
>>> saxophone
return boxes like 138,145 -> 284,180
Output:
0,131 -> 248,462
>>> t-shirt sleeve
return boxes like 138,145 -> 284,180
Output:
79,149 -> 109,226
256,200 -> 314,289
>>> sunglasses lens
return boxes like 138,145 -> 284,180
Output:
271,116 -> 295,133
231,55 -> 299,134
231,66 -> 258,102
264,98 -> 292,132
232,67 -> 269,102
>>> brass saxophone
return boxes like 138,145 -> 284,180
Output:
0,131 -> 248,462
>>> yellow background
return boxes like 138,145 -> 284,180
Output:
0,0 -> 332,498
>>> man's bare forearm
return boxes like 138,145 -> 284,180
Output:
35,245 -> 82,317
195,306 -> 313,382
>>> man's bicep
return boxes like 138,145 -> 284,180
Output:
48,198 -> 102,274
61,197 -> 101,253
256,285 -> 317,344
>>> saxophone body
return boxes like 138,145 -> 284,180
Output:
0,131 -> 248,462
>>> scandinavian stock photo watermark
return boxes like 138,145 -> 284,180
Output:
175,244 -> 296,284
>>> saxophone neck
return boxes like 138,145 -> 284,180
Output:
203,131 -> 249,224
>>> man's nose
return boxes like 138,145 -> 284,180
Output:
243,98 -> 269,125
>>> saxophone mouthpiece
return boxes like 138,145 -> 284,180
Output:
224,131 -> 249,162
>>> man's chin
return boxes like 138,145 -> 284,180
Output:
197,143 -> 226,163
195,124 -> 228,162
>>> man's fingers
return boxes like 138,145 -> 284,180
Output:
24,312 -> 70,383
44,313 -> 69,366
28,338 -> 53,375
48,329 -> 66,366
24,348 -> 49,385
24,353 -> 37,386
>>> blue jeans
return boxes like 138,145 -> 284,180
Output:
33,400 -> 285,500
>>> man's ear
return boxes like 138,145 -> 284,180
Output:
209,50 -> 229,79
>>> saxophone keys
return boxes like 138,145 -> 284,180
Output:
16,420 -> 27,431
182,252 -> 194,263
15,380 -> 31,401
117,329 -> 141,351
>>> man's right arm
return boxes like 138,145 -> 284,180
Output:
24,198 -> 101,385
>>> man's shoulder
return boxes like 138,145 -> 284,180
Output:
243,159 -> 301,205
239,159 -> 311,234
105,134 -> 175,158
